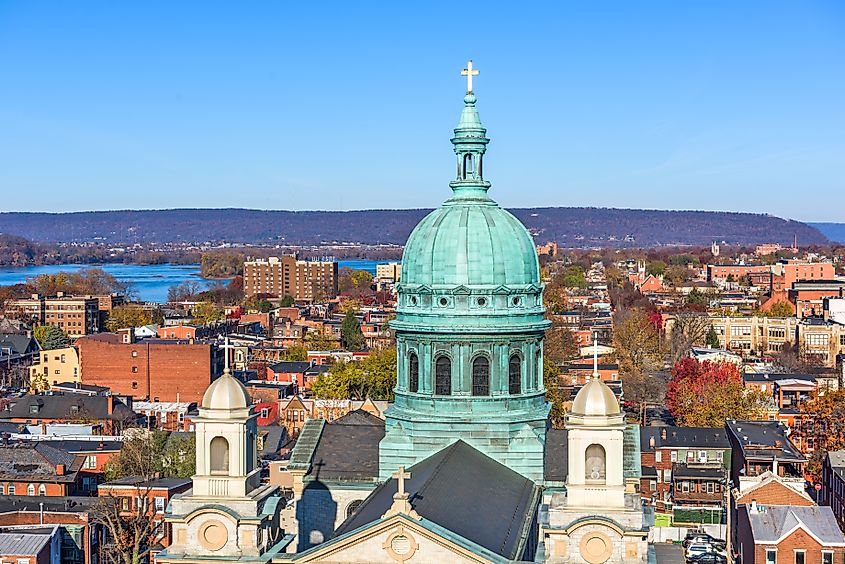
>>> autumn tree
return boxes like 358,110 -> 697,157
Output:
624,372 -> 668,425
104,430 -> 195,481
191,301 -> 225,325
279,294 -> 295,307
312,348 -> 396,400
282,344 -> 308,362
167,280 -> 202,302
33,324 -> 70,350
544,316 -> 580,365
666,358 -> 769,427
756,301 -> 794,317
105,305 -> 152,331
92,493 -> 162,564
612,308 -> 661,379
798,389 -> 845,480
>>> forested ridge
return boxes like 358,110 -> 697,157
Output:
0,207 -> 828,247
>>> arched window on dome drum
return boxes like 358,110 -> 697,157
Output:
464,154 -> 474,177
408,352 -> 419,393
508,354 -> 522,394
471,356 -> 490,396
210,436 -> 230,475
435,356 -> 451,395
585,444 -> 606,483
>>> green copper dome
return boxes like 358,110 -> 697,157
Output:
381,69 -> 550,482
402,92 -> 539,289
402,202 -> 540,288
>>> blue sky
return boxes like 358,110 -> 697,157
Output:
1,1 -> 843,220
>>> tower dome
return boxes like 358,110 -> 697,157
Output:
570,378 -> 621,418
201,372 -> 252,412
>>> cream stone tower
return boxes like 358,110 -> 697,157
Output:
543,336 -> 648,564
158,346 -> 288,562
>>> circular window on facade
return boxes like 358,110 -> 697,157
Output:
512,296 -> 522,306
409,296 -> 418,306
439,297 -> 449,306
476,297 -> 487,307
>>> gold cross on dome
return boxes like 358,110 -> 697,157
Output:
392,466 -> 411,496
461,60 -> 479,93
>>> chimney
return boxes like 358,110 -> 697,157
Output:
107,395 -> 114,415
56,464 -> 65,476
661,429 -> 667,440
750,499 -> 758,513
56,291 -> 64,298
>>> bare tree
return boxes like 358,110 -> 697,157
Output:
92,484 -> 162,564
667,313 -> 711,365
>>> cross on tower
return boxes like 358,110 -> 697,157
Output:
461,60 -> 479,93
219,336 -> 236,374
592,332 -> 599,379
392,466 -> 411,497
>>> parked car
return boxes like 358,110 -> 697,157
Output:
683,532 -> 720,549
688,552 -> 727,564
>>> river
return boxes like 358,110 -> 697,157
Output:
0,260 -> 379,303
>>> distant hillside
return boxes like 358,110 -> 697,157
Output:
0,208 -> 827,248
809,223 -> 845,244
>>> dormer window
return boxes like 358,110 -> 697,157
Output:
29,404 -> 39,414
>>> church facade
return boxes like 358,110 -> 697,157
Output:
165,63 -> 649,563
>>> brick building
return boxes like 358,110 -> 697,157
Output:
640,426 -> 731,515
773,259 -> 836,292
707,264 -> 771,282
0,525 -> 61,564
7,294 -> 100,338
735,504 -> 845,564
0,394 -> 135,436
706,315 -> 799,357
0,443 -> 83,497
243,256 -> 338,301
726,420 -> 807,493
76,333 -> 223,403
0,496 -> 98,564
822,450 -> 845,532
798,319 -> 845,368
790,281 -> 845,318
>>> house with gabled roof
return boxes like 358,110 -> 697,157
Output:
736,504 -> 845,564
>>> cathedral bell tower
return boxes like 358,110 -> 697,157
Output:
564,335 -> 626,509
158,342 -> 287,562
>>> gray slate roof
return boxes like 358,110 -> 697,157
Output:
827,450 -> 845,469
0,393 -> 135,422
0,335 -> 39,356
544,428 -> 568,482
0,443 -> 81,483
307,410 -> 384,482
726,420 -> 805,462
747,505 -> 845,545
0,526 -> 55,556
335,440 -> 540,561
641,426 -> 731,452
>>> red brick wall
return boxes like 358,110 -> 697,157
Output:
0,512 -> 90,564
1,481 -> 68,496
753,528 -> 845,564
78,338 -> 213,403
735,481 -> 815,507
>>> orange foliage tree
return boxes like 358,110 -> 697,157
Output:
798,389 -> 845,480
666,358 -> 769,427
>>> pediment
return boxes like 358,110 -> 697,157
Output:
451,285 -> 471,295
292,514 -> 492,563
492,285 -> 510,295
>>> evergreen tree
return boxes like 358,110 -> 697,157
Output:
341,310 -> 365,351
705,326 -> 721,348
33,325 -> 70,350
